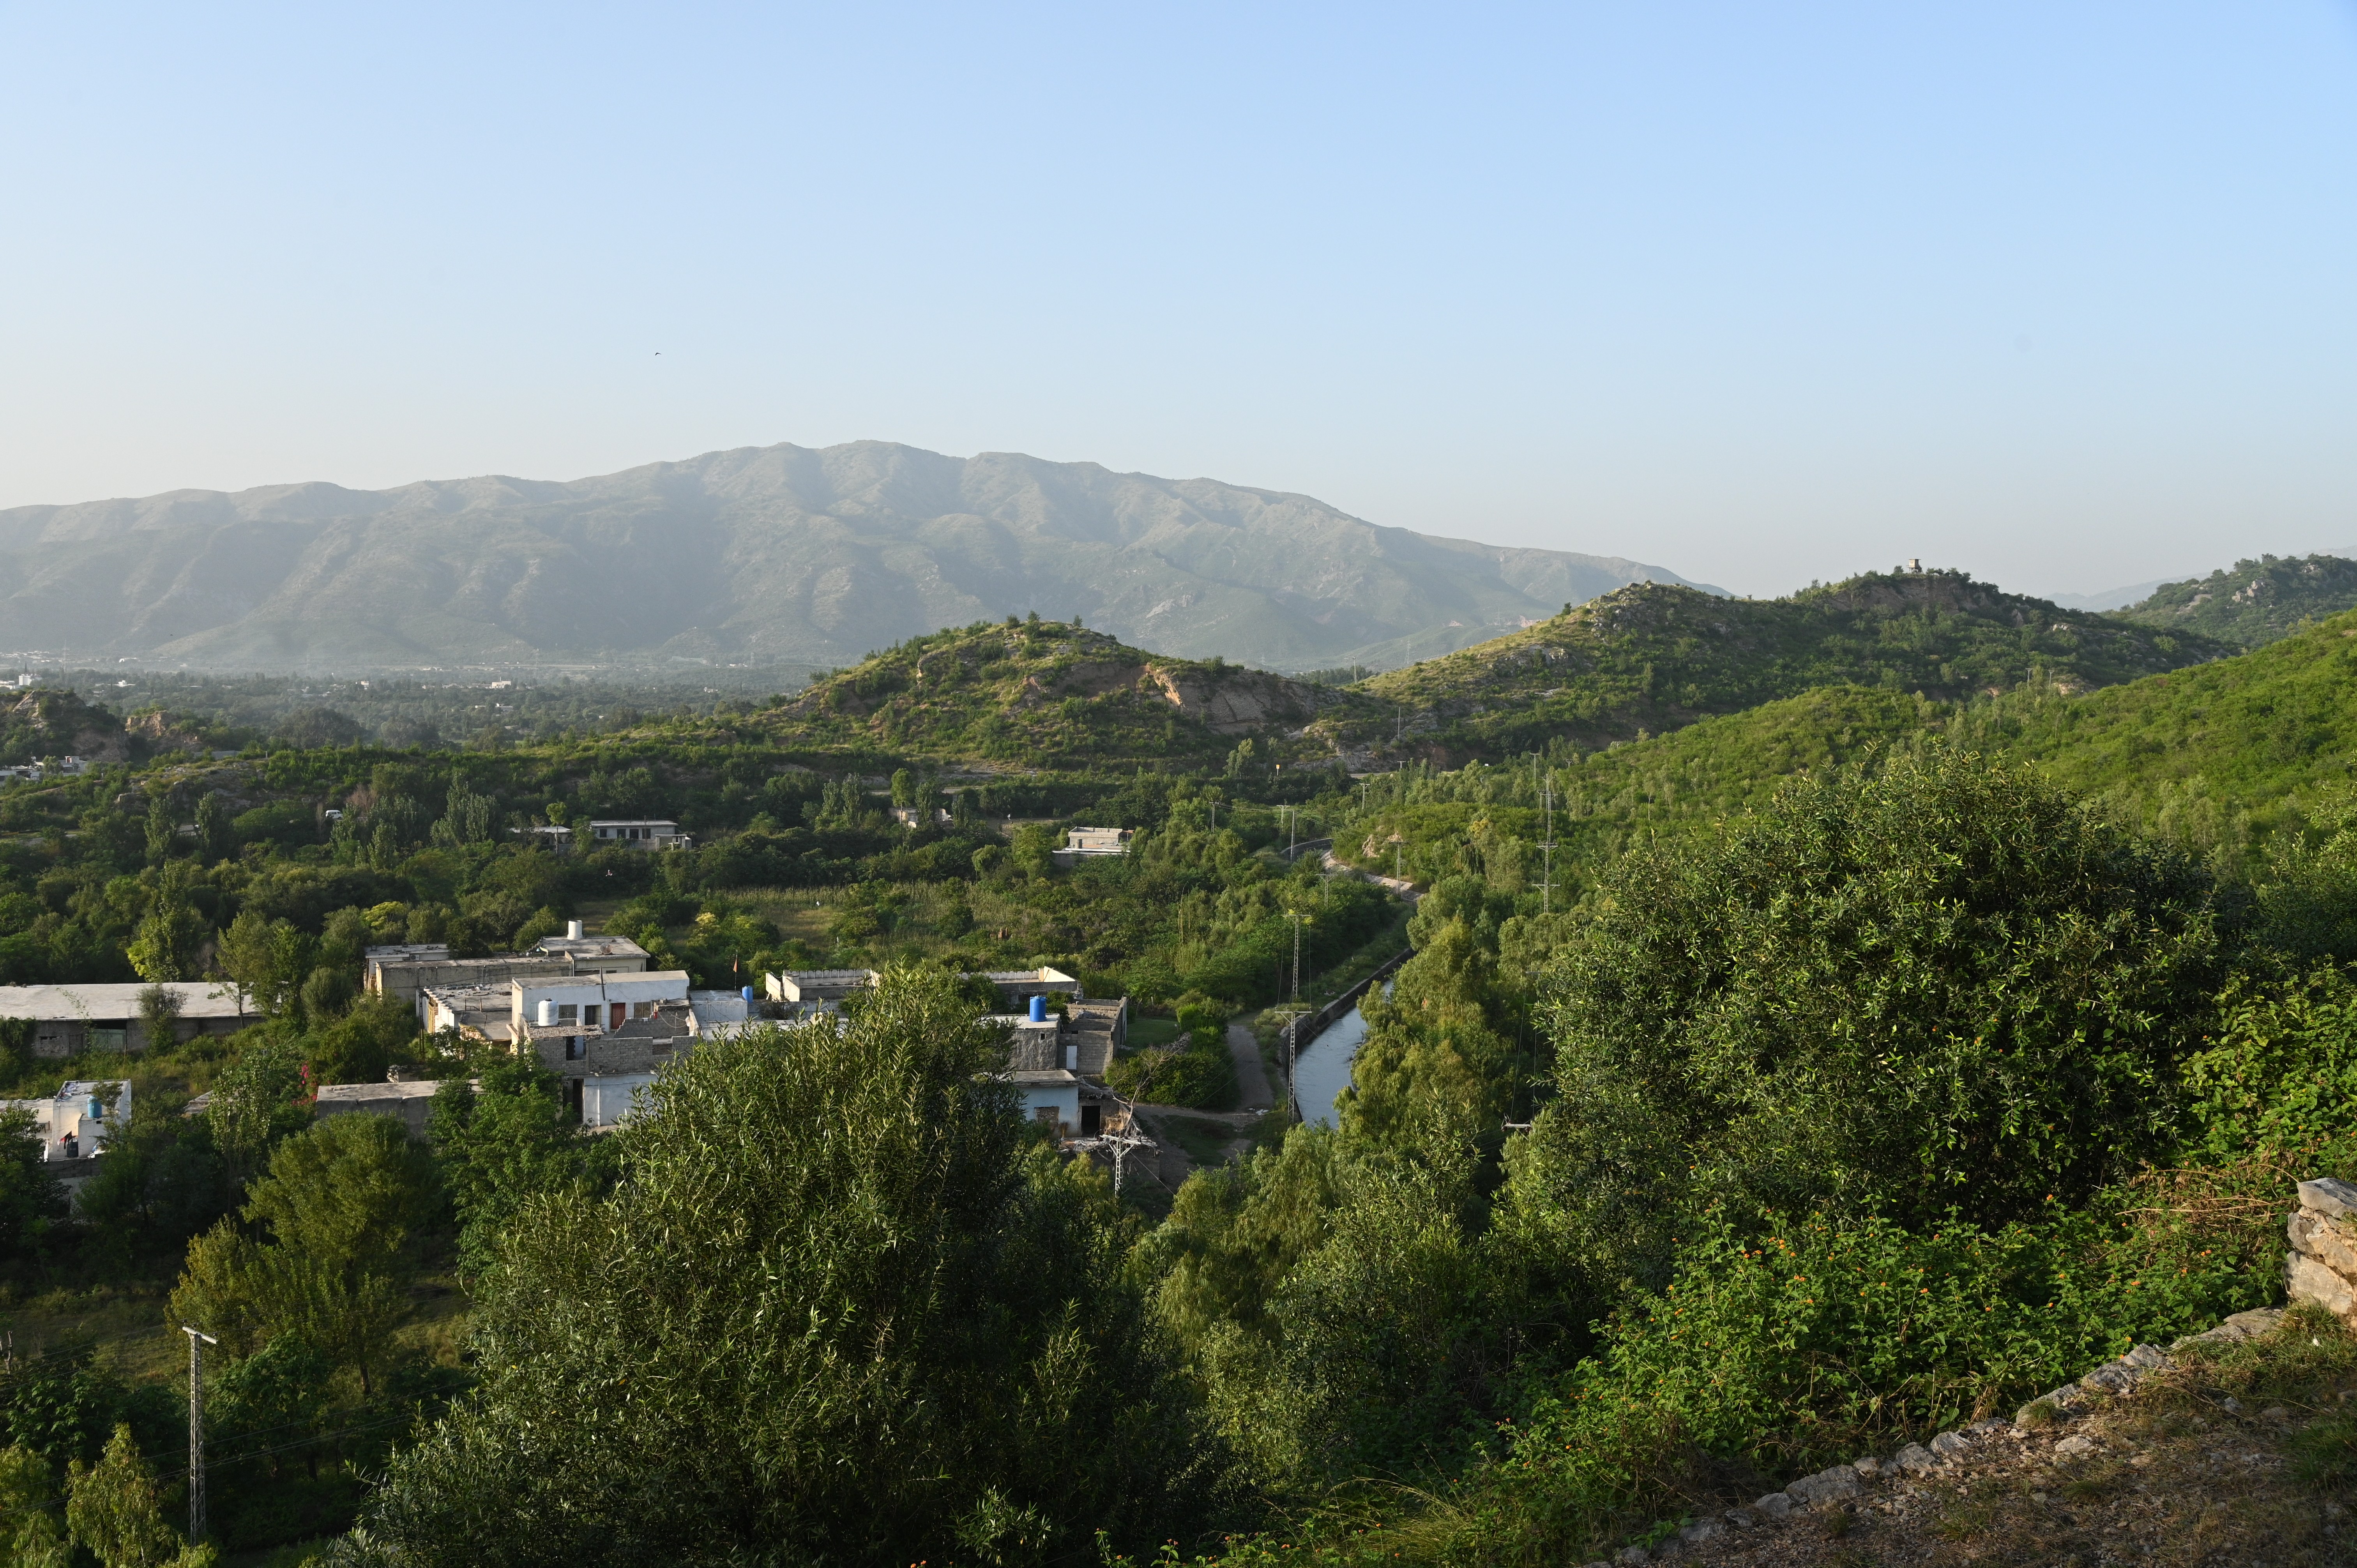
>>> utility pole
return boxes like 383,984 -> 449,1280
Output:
181,1325 -> 218,1546
1540,774 -> 1558,916
1285,911 -> 1311,1001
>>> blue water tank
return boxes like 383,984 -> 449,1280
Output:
1028,994 -> 1046,1023
740,985 -> 756,1003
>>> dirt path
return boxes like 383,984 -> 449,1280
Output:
1227,1021 -> 1275,1112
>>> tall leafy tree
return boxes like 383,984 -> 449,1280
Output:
1502,746 -> 2232,1298
170,1114 -> 438,1393
333,973 -> 1207,1567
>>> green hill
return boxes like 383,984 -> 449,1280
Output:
1322,568 -> 2232,765
2108,553 -> 2357,649
757,616 -> 1377,767
1329,606 -> 2357,901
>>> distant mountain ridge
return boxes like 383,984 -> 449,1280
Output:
0,442 -> 1719,674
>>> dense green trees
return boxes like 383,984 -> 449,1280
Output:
170,1115 -> 440,1393
1503,750 -> 2232,1306
334,973 -> 1208,1567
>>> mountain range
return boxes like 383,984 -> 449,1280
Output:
0,442 -> 1718,675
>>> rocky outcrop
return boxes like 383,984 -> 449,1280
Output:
2286,1175 -> 2357,1321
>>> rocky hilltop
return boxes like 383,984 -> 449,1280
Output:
759,618 -> 1373,767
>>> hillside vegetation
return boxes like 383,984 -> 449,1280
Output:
758,616 -> 1376,767
2110,551 -> 2357,648
1328,568 -> 2231,765
7,566 -> 2357,1566
1331,607 -> 2357,911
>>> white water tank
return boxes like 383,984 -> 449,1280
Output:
567,920 -> 584,940
537,999 -> 556,1026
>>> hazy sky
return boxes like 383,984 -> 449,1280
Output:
4,3 -> 2353,599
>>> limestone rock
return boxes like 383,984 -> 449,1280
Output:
2053,1434 -> 2099,1458
1894,1443 -> 1940,1475
2081,1360 -> 2141,1395
1788,1466 -> 1862,1505
2292,1209 -> 2357,1281
1751,1492 -> 1793,1520
1929,1430 -> 1971,1458
2289,1249 -> 2357,1322
1677,1517 -> 1724,1546
2299,1176 -> 2357,1220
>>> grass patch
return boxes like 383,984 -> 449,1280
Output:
1152,1114 -> 1237,1169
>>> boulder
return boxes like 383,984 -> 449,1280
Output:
1894,1442 -> 1940,1475
1786,1466 -> 1862,1506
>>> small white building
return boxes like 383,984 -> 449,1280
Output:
1005,1068 -> 1082,1135
585,819 -> 691,850
580,1072 -> 657,1130
0,1081 -> 131,1199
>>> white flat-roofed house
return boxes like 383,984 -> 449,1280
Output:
1055,826 -> 1133,864
0,1080 -> 130,1198
0,983 -> 259,1057
1004,1069 -> 1082,1136
585,819 -> 691,850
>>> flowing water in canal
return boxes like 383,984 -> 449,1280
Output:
1291,983 -> 1386,1129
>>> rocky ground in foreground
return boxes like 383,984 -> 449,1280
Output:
1590,1306 -> 2357,1568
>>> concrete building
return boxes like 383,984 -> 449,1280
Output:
1054,826 -> 1133,865
1006,1068 -> 1083,1135
314,1079 -> 443,1137
580,1072 -> 657,1130
0,982 -> 258,1057
585,819 -> 691,850
511,971 -> 696,1121
973,966 -> 1084,1006
368,923 -> 649,1017
763,969 -> 880,1017
0,1080 -> 130,1199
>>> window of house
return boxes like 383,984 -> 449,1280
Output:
633,1001 -> 654,1019
565,1035 -> 585,1060
557,1003 -> 578,1023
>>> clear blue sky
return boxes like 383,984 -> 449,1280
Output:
3,2 -> 2353,599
